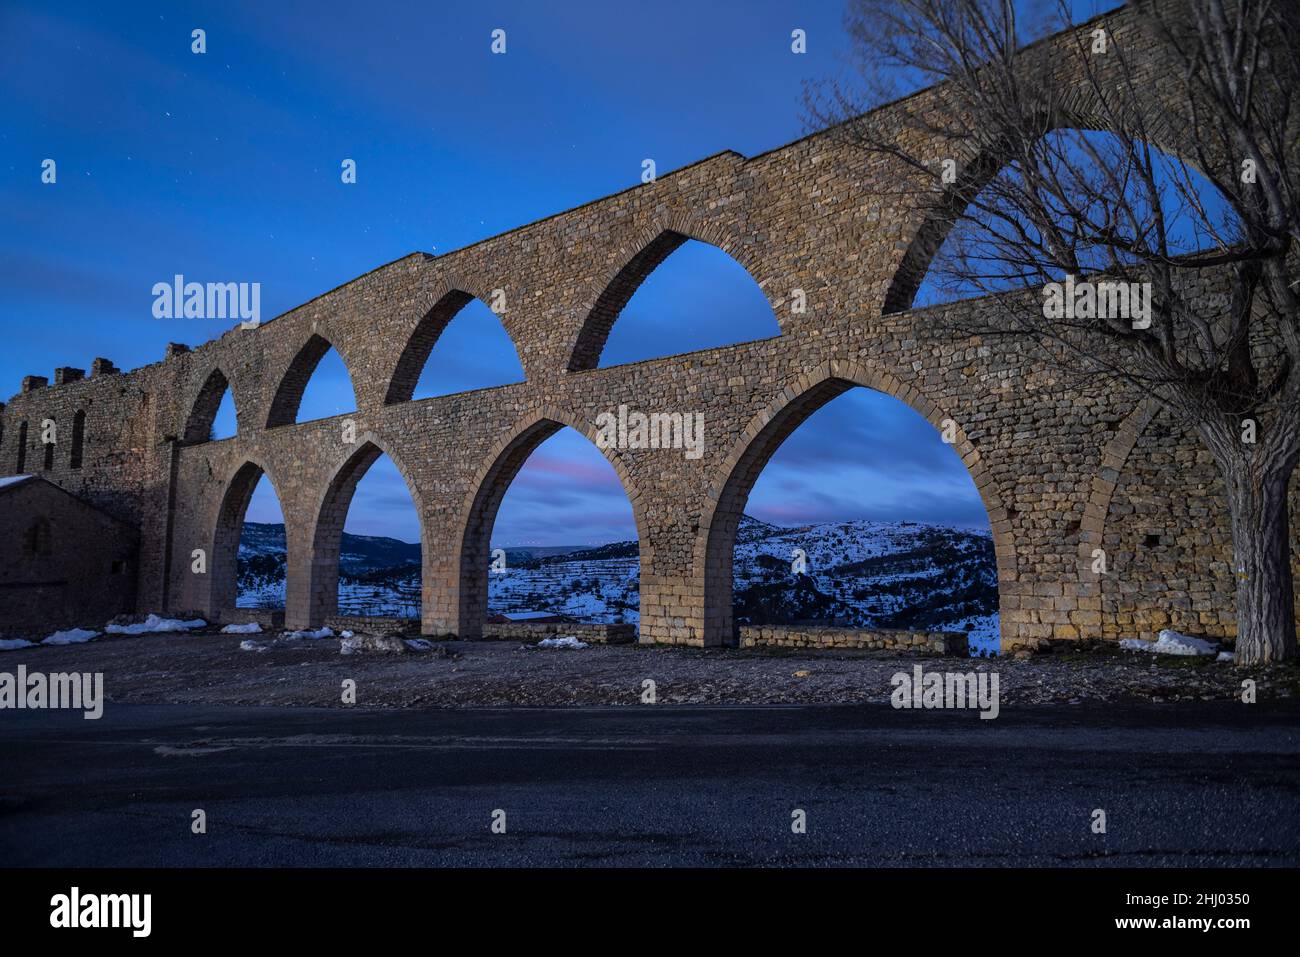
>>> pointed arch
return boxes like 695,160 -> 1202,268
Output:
453,406 -> 649,637
694,359 -> 1016,646
384,289 -> 527,404
266,334 -> 359,428
567,226 -> 778,371
881,111 -> 1216,315
1076,397 -> 1160,584
210,459 -> 284,615
387,290 -> 469,404
881,144 -> 1012,315
301,435 -> 426,626
184,368 -> 236,444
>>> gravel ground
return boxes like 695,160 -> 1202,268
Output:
4,626 -> 1297,709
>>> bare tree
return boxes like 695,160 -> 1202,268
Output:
807,0 -> 1299,663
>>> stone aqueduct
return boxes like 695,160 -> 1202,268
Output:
3,9 -> 1297,650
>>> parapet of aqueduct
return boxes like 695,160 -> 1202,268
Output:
3,6 -> 1297,649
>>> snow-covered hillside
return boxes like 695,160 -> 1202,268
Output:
236,516 -> 1000,653
490,541 -> 639,623
236,522 -> 420,612
731,515 -> 999,652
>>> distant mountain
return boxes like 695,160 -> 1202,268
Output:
236,522 -> 421,613
236,521 -> 290,559
508,540 -> 640,567
239,522 -> 419,573
500,545 -> 591,562
235,516 -> 1000,651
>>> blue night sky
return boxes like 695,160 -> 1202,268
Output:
1,1 -> 1113,546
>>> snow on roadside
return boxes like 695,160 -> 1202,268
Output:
239,640 -> 267,652
221,622 -> 262,634
42,628 -> 101,645
405,638 -> 432,651
1120,628 -> 1220,657
537,636 -> 588,650
106,614 -> 206,636
0,638 -> 35,651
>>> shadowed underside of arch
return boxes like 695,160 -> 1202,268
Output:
696,360 -> 1016,646
303,438 -> 424,627
880,104 -> 1207,316
880,143 -> 1012,315
457,419 -> 563,636
210,460 -> 273,613
266,334 -> 355,428
567,229 -> 692,372
184,368 -> 233,444
385,290 -> 475,404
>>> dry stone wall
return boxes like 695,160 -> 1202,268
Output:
738,626 -> 968,656
481,622 -> 636,644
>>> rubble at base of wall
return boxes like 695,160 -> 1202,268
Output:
325,615 -> 421,636
737,625 -> 969,656
481,622 -> 637,644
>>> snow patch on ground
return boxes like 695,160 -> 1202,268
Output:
106,614 -> 206,635
1216,651 -> 1235,663
1120,628 -> 1220,656
42,628 -> 101,645
537,636 -> 588,650
405,638 -> 433,651
239,640 -> 267,652
283,627 -> 333,640
221,622 -> 262,634
0,638 -> 35,651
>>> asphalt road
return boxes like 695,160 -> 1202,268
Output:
2,702 -> 1298,866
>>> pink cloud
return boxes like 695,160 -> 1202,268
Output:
512,452 -> 625,492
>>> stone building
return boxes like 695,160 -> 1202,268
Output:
0,476 -> 138,635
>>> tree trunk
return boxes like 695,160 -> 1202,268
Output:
1219,461 -> 1297,664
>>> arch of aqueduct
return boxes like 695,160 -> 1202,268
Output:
3,7 -> 1297,650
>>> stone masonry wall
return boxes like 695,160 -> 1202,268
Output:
738,626 -> 968,656
324,615 -> 420,637
1099,408 -> 1300,642
481,622 -> 637,644
0,479 -> 139,634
